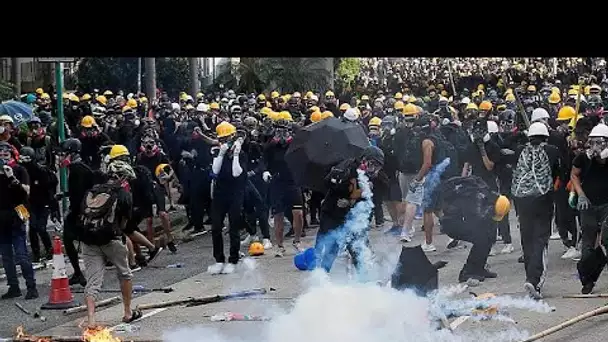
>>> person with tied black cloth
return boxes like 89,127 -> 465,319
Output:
571,123 -> 608,295
511,122 -> 561,300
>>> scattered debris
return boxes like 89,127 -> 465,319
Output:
207,312 -> 272,322
137,288 -> 272,310
63,296 -> 121,315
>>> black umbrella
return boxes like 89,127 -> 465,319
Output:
391,245 -> 440,296
285,117 -> 369,192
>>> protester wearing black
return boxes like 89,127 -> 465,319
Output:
511,122 -> 561,299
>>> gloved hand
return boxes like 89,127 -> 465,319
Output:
2,165 -> 14,179
577,195 -> 590,211
262,171 -> 272,183
233,138 -> 243,155
219,143 -> 230,156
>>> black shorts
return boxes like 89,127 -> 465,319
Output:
124,207 -> 153,234
270,182 -> 303,215
154,183 -> 167,214
386,178 -> 403,202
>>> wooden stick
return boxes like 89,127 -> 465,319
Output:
137,288 -> 268,310
63,296 -> 121,315
563,293 -> 608,299
520,305 -> 608,342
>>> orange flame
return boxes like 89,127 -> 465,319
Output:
83,326 -> 122,342
14,325 -> 51,342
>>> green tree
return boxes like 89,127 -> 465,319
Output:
213,58 -> 270,94
75,58 -> 139,93
264,58 -> 330,93
335,58 -> 361,95
156,57 -> 191,98
0,79 -> 15,101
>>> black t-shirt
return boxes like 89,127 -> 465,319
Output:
137,152 -> 170,179
0,164 -> 29,211
572,153 -> 608,206
67,161 -> 96,214
464,140 -> 501,188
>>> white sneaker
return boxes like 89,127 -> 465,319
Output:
488,244 -> 499,256
262,238 -> 273,250
240,234 -> 254,246
221,263 -> 235,274
571,249 -> 582,261
550,232 -> 561,240
524,282 -> 543,300
421,243 -> 436,252
501,244 -> 515,254
561,247 -> 577,259
292,241 -> 303,253
400,230 -> 412,242
207,262 -> 225,275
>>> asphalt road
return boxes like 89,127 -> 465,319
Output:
6,211 -> 608,342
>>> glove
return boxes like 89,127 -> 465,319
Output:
233,138 -> 243,154
337,198 -> 350,208
2,165 -> 14,179
577,195 -> 590,211
262,171 -> 272,183
219,143 -> 230,156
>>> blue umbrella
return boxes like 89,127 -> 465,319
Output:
0,100 -> 33,126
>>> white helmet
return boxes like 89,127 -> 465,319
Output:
309,95 -> 319,102
531,108 -> 550,122
487,120 -> 499,133
343,108 -> 360,122
171,103 -> 181,111
196,103 -> 208,112
127,93 -> 134,100
589,123 -> 608,138
527,122 -> 549,137
460,97 -> 471,104
186,95 -> 194,101
231,105 -> 242,113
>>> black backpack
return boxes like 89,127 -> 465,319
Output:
80,183 -> 122,246
429,133 -> 460,178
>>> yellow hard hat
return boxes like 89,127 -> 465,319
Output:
69,94 -> 80,102
127,98 -> 138,108
196,92 -> 204,99
210,102 -> 220,110
325,90 -> 335,97
278,111 -> 293,122
260,107 -> 272,116
122,105 -> 134,113
267,111 -> 280,121
41,93 -> 50,100
527,85 -> 537,92
179,93 -> 188,101
96,95 -> 108,105
567,88 -> 579,96
505,88 -> 513,95
81,93 -> 92,101
248,241 -> 265,256
257,94 -> 266,101
321,111 -> 334,119
284,94 -> 292,102
305,91 -> 314,99
557,106 -> 576,121
140,97 -> 148,103
271,91 -> 280,99
548,92 -> 561,104
477,84 -> 485,91
216,121 -> 237,138
505,94 -> 516,102
310,111 -> 323,123
109,145 -> 130,160
62,93 -> 70,100
407,96 -> 417,103
394,101 -> 405,110
185,104 -> 194,110
368,116 -> 382,126
403,103 -> 419,116
310,106 -> 320,113
466,103 -> 479,110
493,195 -> 511,221
35,88 -> 44,95
479,101 -> 493,111
103,90 -> 113,96
339,103 -> 351,111
155,163 -> 172,178
394,92 -> 403,100
81,115 -> 96,128
551,87 -> 560,94
361,95 -> 370,101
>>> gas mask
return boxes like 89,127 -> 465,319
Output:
272,127 -> 292,145
70,101 -> 79,111
368,126 -> 380,137
141,137 -> 160,155
359,158 -> 382,178
0,147 -> 15,169
81,127 -> 99,138
28,123 -> 45,137
587,137 -> 608,159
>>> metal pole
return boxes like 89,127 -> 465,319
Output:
11,58 -> 21,96
144,58 -> 156,102
189,57 -> 199,96
55,62 -> 67,211
212,57 -> 216,83
137,57 -> 142,93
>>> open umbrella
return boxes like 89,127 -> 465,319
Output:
0,100 -> 33,126
285,117 -> 369,192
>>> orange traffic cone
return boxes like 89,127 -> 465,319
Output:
41,236 -> 79,310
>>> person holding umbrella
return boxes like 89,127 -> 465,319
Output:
315,145 -> 385,274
